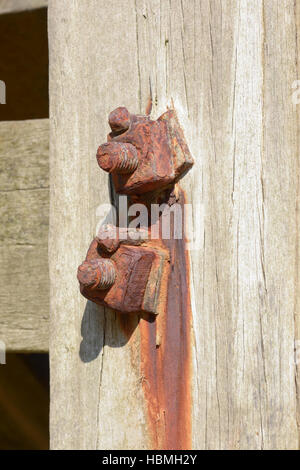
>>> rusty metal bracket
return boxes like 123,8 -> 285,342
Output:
77,107 -> 194,316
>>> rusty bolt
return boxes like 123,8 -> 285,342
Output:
97,142 -> 138,174
108,106 -> 131,133
97,107 -> 194,195
96,225 -> 149,254
77,258 -> 116,290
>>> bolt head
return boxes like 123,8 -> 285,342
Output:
108,107 -> 131,133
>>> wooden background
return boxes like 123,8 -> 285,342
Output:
48,0 -> 300,449
0,0 -> 47,14
0,120 -> 49,351
0,3 -> 49,351
0,3 -> 50,450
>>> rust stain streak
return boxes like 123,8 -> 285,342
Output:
139,188 -> 192,450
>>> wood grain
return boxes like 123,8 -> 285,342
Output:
0,1 -> 47,14
0,119 -> 49,352
49,0 -> 300,449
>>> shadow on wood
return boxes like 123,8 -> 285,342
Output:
79,301 -> 141,363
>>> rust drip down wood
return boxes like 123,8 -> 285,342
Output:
139,189 -> 192,450
77,107 -> 194,450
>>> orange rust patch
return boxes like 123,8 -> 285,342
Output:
139,188 -> 192,450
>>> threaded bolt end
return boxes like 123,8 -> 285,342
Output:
97,142 -> 138,174
77,258 -> 116,290
116,144 -> 138,173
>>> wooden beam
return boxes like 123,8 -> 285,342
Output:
0,1 -> 47,14
49,0 -> 300,450
0,119 -> 49,352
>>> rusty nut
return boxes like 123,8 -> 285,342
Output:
96,107 -> 194,195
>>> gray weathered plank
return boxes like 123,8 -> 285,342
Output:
48,1 -> 147,450
49,0 -> 300,450
0,119 -> 49,352
0,0 -> 47,14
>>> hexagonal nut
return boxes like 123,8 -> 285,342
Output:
96,107 -> 194,195
78,244 -> 169,316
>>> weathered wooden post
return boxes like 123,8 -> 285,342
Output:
49,0 -> 300,449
